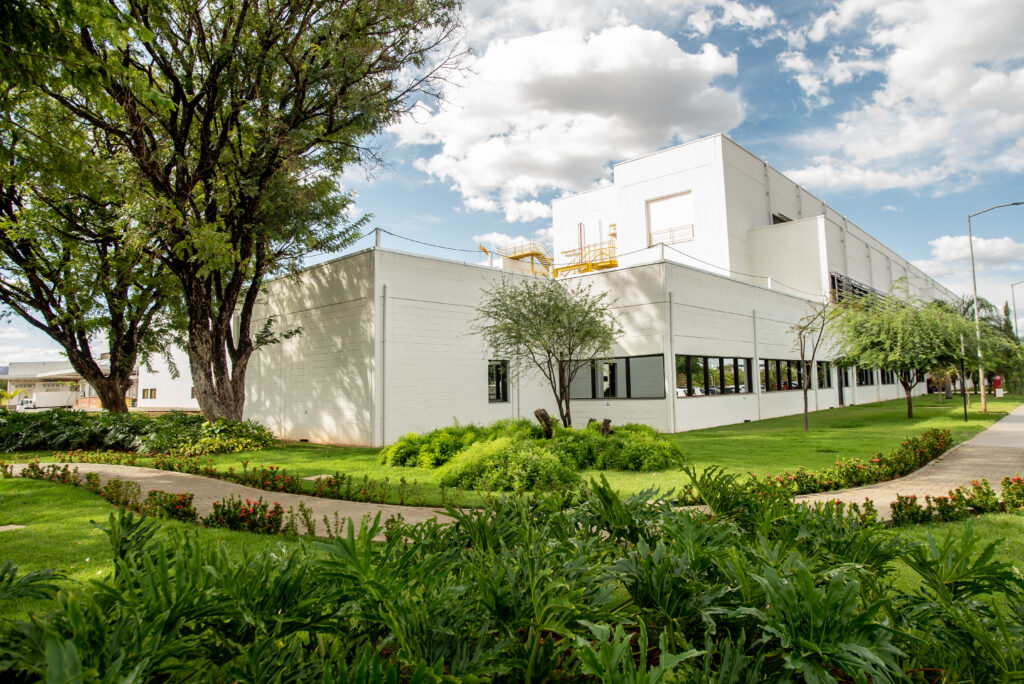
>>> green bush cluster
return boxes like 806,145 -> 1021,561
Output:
202,495 -> 285,534
379,418 -> 682,489
436,437 -> 579,492
3,476 -> 1023,682
0,409 -> 273,456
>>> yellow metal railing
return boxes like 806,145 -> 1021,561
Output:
553,241 -> 618,277
479,241 -> 553,276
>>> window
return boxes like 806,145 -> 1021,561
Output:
856,368 -> 875,386
817,361 -> 833,389
488,361 -> 509,403
676,355 -> 753,397
759,359 -> 803,391
142,388 -> 157,400
567,355 -> 666,400
646,192 -> 694,246
880,369 -> 897,385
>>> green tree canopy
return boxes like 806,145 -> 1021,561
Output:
5,0 -> 463,420
831,293 -> 971,418
474,278 -> 623,428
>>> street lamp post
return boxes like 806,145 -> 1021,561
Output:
967,201 -> 1024,414
1012,279 -> 1024,341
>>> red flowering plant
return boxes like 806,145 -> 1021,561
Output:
202,495 -> 285,534
142,490 -> 199,523
889,494 -> 931,526
1001,475 -> 1024,511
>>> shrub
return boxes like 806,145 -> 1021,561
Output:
960,479 -> 1001,514
926,493 -> 969,523
202,495 -> 285,534
141,491 -> 198,523
890,494 -> 931,526
226,464 -> 302,493
1001,475 -> 1024,511
436,437 -> 579,492
99,479 -> 143,509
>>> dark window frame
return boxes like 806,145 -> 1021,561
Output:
676,355 -> 754,397
488,360 -> 509,403
856,367 -> 876,386
567,354 -> 667,400
817,361 -> 833,389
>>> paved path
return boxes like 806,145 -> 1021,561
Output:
10,406 -> 1024,528
796,404 -> 1024,517
9,463 -> 449,537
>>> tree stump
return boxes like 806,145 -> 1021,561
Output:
601,418 -> 614,436
534,408 -> 554,439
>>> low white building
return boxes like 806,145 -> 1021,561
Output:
135,347 -> 201,411
4,360 -> 125,409
243,134 -> 957,446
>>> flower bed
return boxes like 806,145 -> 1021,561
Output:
890,477 -> 1024,526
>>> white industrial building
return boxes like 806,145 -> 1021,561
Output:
244,134 -> 956,446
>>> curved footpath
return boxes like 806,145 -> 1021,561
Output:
9,462 -> 450,537
10,405 -> 1024,531
796,403 -> 1024,517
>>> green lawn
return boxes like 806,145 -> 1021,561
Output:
13,393 -> 1022,507
0,479 -> 306,618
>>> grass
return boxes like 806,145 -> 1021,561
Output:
11,393 -> 1021,507
0,479 -> 306,618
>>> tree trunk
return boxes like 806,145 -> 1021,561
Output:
905,387 -> 914,419
802,387 -> 809,431
534,409 -> 554,439
601,418 -> 614,435
91,378 -> 130,413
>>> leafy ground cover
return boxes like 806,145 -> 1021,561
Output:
3,474 -> 1024,681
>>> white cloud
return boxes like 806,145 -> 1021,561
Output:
397,25 -> 744,221
914,235 -> 1024,276
463,0 -> 775,46
782,0 -> 1024,192
473,226 -> 554,250
0,328 -> 30,341
882,205 -> 902,212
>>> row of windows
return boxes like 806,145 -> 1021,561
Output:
141,388 -> 157,399
486,356 -> 922,403
676,356 -> 753,397
488,356 -> 668,402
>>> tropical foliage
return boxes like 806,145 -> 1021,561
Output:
2,477 -> 1023,682
0,409 -> 272,455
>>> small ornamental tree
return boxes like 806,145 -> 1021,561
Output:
832,293 -> 971,418
790,297 -> 834,432
474,278 -> 623,428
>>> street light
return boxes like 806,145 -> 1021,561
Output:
1012,279 -> 1024,341
967,201 -> 1024,413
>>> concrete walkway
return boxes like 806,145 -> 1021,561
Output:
10,405 -> 1024,528
9,462 -> 449,537
796,404 -> 1024,517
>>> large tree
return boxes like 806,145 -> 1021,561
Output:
0,101 -> 176,412
15,0 -> 462,420
474,277 -> 623,428
831,293 -> 971,418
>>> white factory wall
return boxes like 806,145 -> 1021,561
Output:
246,250 -> 377,445
136,347 -> 200,410
376,250 -> 555,445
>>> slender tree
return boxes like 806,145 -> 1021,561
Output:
15,0 -> 463,420
790,297 -> 834,431
474,278 -> 623,428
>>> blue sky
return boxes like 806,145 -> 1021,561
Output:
4,0 -> 1024,362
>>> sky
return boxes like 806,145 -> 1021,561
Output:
4,0 -> 1024,364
